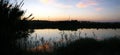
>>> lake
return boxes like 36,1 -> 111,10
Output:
16,28 -> 120,52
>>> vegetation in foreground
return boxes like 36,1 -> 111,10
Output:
18,34 -> 120,55
54,37 -> 120,55
0,0 -> 34,55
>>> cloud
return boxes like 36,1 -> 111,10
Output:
39,0 -> 72,8
95,7 -> 103,11
76,0 -> 98,8
39,0 -> 55,4
87,0 -> 97,5
54,3 -> 73,8
40,0 -> 49,3
76,0 -> 103,11
76,3 -> 88,8
39,0 -> 99,9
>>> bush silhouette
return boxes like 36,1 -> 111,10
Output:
0,0 -> 35,43
0,0 -> 33,30
0,1 -> 35,54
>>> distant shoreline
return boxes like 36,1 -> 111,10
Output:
26,20 -> 120,30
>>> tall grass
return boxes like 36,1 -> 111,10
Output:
16,31 -> 120,55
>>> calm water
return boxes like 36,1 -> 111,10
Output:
16,29 -> 120,51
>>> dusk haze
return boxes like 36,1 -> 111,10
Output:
1,0 -> 120,55
16,0 -> 120,22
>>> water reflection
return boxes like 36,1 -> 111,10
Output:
24,29 -> 120,40
16,29 -> 120,52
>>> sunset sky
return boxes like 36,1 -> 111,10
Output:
15,0 -> 120,22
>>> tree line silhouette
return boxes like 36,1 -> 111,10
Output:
28,20 -> 120,30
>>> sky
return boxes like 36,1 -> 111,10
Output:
13,0 -> 120,22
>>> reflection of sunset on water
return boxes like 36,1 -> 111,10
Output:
27,42 -> 53,52
17,29 -> 120,52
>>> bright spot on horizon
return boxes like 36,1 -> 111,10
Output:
16,0 -> 120,22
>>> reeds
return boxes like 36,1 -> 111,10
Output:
15,30 -> 120,55
16,30 -> 120,55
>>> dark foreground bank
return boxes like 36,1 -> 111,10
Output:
7,36 -> 120,55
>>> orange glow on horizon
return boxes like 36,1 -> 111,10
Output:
21,0 -> 120,22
